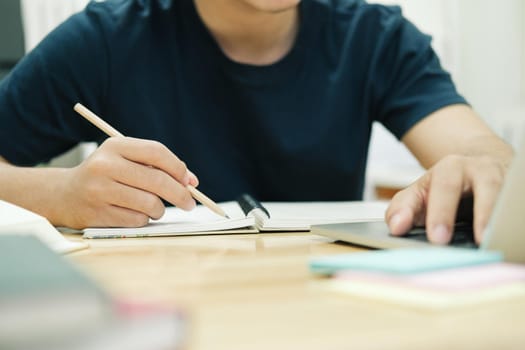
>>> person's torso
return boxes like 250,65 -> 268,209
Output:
96,0 -> 381,201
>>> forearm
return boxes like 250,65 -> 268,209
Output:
458,133 -> 514,169
403,104 -> 514,169
0,158 -> 68,225
1,138 -> 198,229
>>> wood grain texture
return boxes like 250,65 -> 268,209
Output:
67,233 -> 525,350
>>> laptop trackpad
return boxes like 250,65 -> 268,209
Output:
312,221 -> 477,249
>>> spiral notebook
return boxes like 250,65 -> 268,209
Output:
83,195 -> 388,239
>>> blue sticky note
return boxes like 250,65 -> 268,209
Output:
309,248 -> 503,275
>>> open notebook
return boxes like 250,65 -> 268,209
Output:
83,195 -> 388,239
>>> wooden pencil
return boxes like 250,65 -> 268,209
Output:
73,103 -> 229,219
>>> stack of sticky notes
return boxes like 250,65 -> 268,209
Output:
309,248 -> 525,310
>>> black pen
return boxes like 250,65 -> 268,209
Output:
237,194 -> 270,219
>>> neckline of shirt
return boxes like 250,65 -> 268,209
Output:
184,0 -> 314,87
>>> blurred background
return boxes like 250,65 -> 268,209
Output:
1,0 -> 524,199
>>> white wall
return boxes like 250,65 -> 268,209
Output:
21,0 -> 89,52
521,3 -> 525,104
453,0 -> 525,145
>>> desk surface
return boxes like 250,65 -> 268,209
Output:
68,233 -> 525,350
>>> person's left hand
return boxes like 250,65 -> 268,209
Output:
385,154 -> 508,244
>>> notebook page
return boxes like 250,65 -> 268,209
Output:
258,201 -> 388,231
83,201 -> 256,238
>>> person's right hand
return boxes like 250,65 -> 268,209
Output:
54,137 -> 199,229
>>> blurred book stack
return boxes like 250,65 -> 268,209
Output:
0,235 -> 185,350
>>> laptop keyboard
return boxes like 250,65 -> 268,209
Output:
403,222 -> 478,248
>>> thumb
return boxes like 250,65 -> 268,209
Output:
385,173 -> 429,235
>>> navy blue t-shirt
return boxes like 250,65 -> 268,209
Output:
0,0 -> 466,201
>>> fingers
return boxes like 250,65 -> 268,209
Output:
424,156 -> 504,244
388,157 -> 464,244
109,157 -> 196,210
386,174 -> 428,235
101,137 -> 199,186
107,181 -> 166,220
96,137 -> 198,208
387,191 -> 421,235
386,155 -> 506,246
467,158 -> 505,243
187,170 -> 199,187
91,205 -> 151,228
64,178 -> 160,229
424,156 -> 465,244
68,172 -> 166,226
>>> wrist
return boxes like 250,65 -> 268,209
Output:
0,164 -> 71,226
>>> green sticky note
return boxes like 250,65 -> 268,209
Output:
309,248 -> 503,275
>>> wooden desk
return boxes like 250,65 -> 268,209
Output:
67,233 -> 525,350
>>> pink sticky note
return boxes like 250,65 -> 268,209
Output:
336,263 -> 525,292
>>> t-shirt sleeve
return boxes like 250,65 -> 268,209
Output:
0,3 -> 109,166
369,6 -> 467,140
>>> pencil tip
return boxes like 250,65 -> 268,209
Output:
225,215 -> 230,219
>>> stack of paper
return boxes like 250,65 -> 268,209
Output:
0,200 -> 87,254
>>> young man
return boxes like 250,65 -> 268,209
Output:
0,0 -> 513,245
